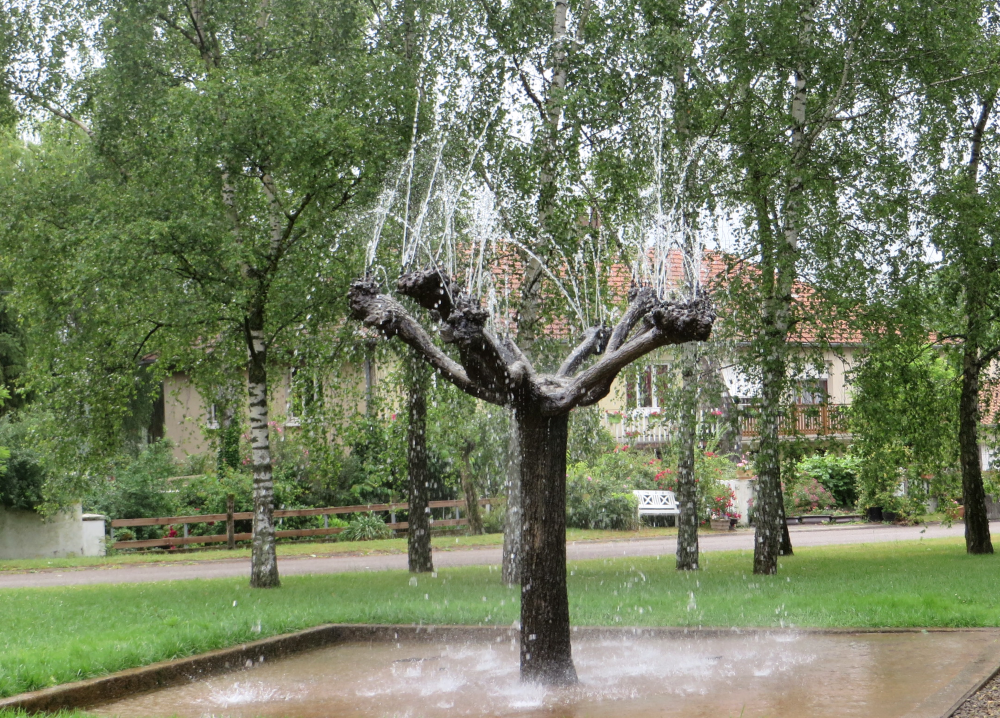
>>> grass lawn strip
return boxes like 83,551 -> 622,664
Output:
2,537 -> 998,699
0,527 -> 681,574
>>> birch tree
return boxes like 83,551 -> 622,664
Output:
2,0 -> 411,585
635,0 -> 731,571
718,0 -> 906,574
466,0 -> 655,584
902,0 -> 1000,553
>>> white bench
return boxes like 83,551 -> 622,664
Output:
633,490 -> 680,517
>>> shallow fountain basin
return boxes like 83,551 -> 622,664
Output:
90,627 -> 1000,718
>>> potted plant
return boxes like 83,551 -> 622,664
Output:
709,487 -> 740,530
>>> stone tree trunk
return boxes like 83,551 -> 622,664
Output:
517,409 -> 574,683
349,269 -> 714,684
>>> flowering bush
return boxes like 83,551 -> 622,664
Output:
710,485 -> 741,521
784,478 -> 837,515
795,454 -> 860,508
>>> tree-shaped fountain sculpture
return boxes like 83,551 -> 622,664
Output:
350,268 -> 714,685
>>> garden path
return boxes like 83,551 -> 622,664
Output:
0,521 -> 983,589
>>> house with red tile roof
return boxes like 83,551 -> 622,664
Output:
150,247 -> 865,460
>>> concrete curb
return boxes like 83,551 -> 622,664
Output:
942,654 -> 1000,718
2,624 -> 998,715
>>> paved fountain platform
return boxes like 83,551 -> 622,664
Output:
79,627 -> 1000,718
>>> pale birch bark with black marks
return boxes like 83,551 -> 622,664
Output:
670,30 -> 703,572
751,0 -> 819,575
246,315 -> 279,588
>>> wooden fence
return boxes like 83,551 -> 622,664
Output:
110,497 -> 497,550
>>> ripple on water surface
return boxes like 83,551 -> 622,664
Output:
91,630 -> 1000,718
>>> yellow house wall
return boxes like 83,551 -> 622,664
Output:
162,360 -> 385,459
596,345 -> 859,426
163,373 -> 213,461
824,347 -> 856,404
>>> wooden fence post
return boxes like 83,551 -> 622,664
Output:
226,494 -> 235,550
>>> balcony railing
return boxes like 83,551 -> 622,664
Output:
606,411 -> 674,447
606,403 -> 849,447
739,403 -> 849,437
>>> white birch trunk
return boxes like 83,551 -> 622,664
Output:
247,323 -> 280,588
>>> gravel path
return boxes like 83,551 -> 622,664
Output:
954,670 -> 1000,717
0,520 -> 981,589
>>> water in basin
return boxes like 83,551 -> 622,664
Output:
92,630 -> 1000,718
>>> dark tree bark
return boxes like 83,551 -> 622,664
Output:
406,353 -> 434,572
349,271 -> 714,683
675,355 -> 700,570
518,408 -> 575,684
960,331 -> 993,554
956,97 -> 995,556
459,439 -> 484,535
779,496 -> 794,557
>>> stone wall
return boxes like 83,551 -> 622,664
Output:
0,504 -> 106,559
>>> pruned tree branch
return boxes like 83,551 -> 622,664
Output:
557,325 -> 610,376
543,291 -> 715,414
396,268 -> 516,395
348,278 -> 505,404
607,286 -> 658,352
349,270 -> 715,419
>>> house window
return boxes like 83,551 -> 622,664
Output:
628,365 -> 669,410
288,368 -> 323,424
205,403 -> 220,430
792,378 -> 828,405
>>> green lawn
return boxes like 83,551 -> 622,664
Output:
0,527 -> 680,573
1,537 -> 998,699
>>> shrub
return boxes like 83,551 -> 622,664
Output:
481,497 -> 505,534
86,442 -> 180,538
173,466 -> 311,536
784,478 -> 838,515
796,454 -> 860,508
565,446 -> 737,528
709,485 -> 740,521
342,512 -> 392,541
0,419 -> 46,511
565,466 -> 640,531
